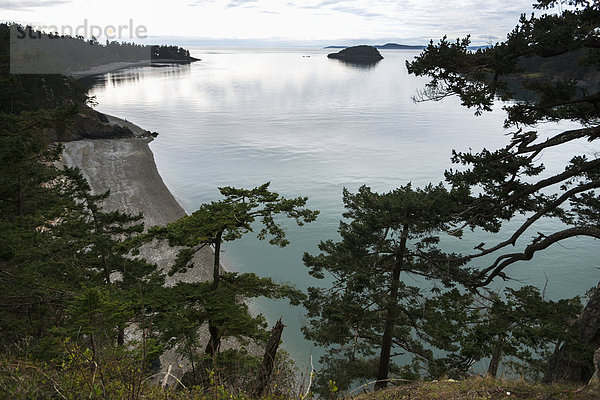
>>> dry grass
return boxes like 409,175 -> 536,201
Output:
350,377 -> 596,400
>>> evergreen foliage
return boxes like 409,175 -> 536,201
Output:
424,286 -> 584,380
151,45 -> 195,60
406,0 -> 600,383
147,183 -> 318,383
302,184 -> 471,392
0,24 -> 90,113
0,113 -> 164,358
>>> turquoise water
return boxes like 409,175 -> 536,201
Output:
88,47 -> 598,373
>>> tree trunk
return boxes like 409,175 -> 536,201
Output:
375,224 -> 409,391
487,334 -> 505,377
117,326 -> 125,346
253,318 -> 285,397
204,320 -> 221,362
211,232 -> 223,290
584,347 -> 600,396
204,232 -> 225,364
544,282 -> 600,383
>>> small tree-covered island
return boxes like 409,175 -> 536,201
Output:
327,45 -> 384,63
1,0 -> 600,398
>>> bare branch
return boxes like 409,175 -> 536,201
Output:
467,180 -> 600,260
514,126 -> 600,154
474,226 -> 600,287
454,157 -> 600,228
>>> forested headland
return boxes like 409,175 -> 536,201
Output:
1,0 -> 600,398
6,23 -> 198,75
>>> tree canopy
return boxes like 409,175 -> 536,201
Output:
303,184 -> 472,392
406,0 -> 600,385
147,183 -> 318,383
407,0 -> 600,287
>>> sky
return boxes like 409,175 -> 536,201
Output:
0,0 -> 558,46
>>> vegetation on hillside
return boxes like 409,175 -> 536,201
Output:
0,23 -> 305,398
351,377 -> 593,400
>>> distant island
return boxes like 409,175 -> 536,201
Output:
375,43 -> 426,49
324,43 -> 493,51
327,45 -> 383,63
324,43 -> 426,50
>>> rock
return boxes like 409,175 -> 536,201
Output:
584,348 -> 600,396
48,107 -> 136,141
96,111 -> 110,123
327,45 -> 383,63
544,282 -> 600,383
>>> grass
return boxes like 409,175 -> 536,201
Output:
2,355 -> 597,400
350,377 -> 596,400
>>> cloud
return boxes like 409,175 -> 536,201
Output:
1,0 -> 545,44
226,0 -> 258,8
293,0 -> 384,18
331,5 -> 384,18
0,0 -> 72,10
188,0 -> 212,5
317,0 -> 345,7
188,0 -> 258,7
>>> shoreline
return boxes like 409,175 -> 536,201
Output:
68,59 -> 199,78
61,115 -> 216,383
61,113 -> 262,384
61,116 -> 215,282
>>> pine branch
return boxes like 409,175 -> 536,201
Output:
467,180 -> 600,260
474,226 -> 600,287
513,126 -> 600,154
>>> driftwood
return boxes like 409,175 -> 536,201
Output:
253,318 -> 285,397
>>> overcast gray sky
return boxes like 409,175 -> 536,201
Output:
1,0 -> 558,45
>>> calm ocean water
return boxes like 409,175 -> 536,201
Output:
88,47 -> 598,372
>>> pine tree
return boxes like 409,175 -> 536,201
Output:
423,286 -> 583,380
406,0 -> 600,384
303,184 -> 469,392
148,183 -> 317,384
0,111 -> 165,360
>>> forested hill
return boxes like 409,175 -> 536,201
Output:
4,23 -> 198,75
0,23 -> 156,140
515,48 -> 600,87
152,44 -> 198,61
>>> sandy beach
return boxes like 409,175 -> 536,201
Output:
61,113 -> 263,385
61,125 -> 215,284
61,116 -> 217,384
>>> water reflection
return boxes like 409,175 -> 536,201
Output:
330,58 -> 382,70
81,63 -> 191,90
